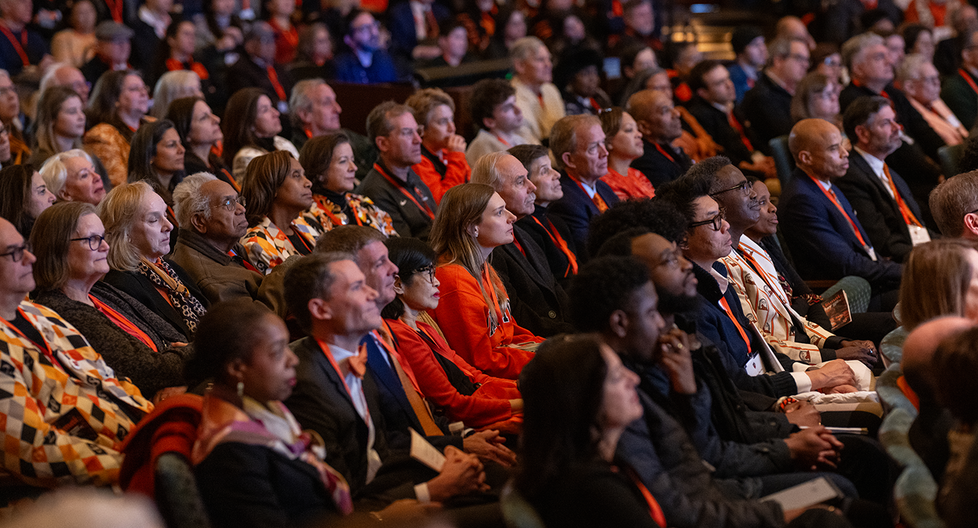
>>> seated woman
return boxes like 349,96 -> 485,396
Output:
39,149 -> 105,205
50,0 -> 96,67
900,239 -> 978,331
790,72 -> 842,131
599,107 -> 657,201
0,164 -> 55,237
98,181 -> 208,341
429,183 -> 543,380
240,150 -> 321,273
128,120 -> 187,232
555,46 -> 612,116
29,86 -> 87,167
383,236 -> 522,432
151,70 -> 204,120
166,96 -> 237,190
286,22 -> 335,82
84,70 -> 150,187
516,333 -> 664,528
222,88 -> 299,183
298,132 -> 395,236
30,202 -> 191,400
404,88 -> 471,205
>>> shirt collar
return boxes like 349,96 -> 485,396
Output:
853,145 -> 885,178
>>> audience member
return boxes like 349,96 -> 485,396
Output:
98,181 -> 208,341
899,238 -> 978,330
334,10 -> 400,84
775,15 -> 817,50
790,72 -> 843,128
0,0 -> 50,77
240,150 -> 321,273
626,89 -> 691,187
483,5 -> 527,60
405,88 -> 470,204
0,70 -> 27,163
429,183 -> 544,379
80,21 -> 133,86
38,149 -> 104,205
510,36 -> 565,143
130,0 -> 172,71
30,202 -> 191,399
727,25 -> 766,103
929,169 -> 978,239
150,70 -> 203,119
934,4 -> 978,75
29,87 -> 85,167
598,107 -> 656,200
39,63 -> 91,105
740,37 -> 811,155
286,23 -> 335,83
127,120 -> 186,231
0,164 -> 54,237
898,54 -> 968,146
903,24 -> 936,61
166,96 -> 237,190
387,0 -> 449,62
356,101 -> 437,240
226,21 -> 294,119
50,0 -> 97,68
554,46 -> 611,116
221,87 -> 300,182
941,28 -> 978,130
665,40 -> 702,104
83,70 -> 150,187
883,31 -> 906,68
264,0 -> 298,64
147,20 -> 209,93
0,215 -> 152,487
549,114 -> 620,261
466,78 -> 532,167
420,18 -> 473,68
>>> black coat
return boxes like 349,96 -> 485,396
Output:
687,98 -> 754,166
514,205 -> 578,286
101,264 -> 209,341
738,73 -> 794,155
355,163 -> 437,241
630,139 -> 693,188
549,173 -> 621,263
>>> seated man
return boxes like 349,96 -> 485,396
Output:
548,114 -> 620,261
780,118 -> 903,308
227,22 -> 294,118
727,26 -> 766,103
356,102 -> 437,241
386,0 -> 449,63
466,79 -> 534,167
509,37 -> 565,144
334,10 -> 401,84
471,152 -> 573,337
898,54 -> 969,146
739,37 -> 809,155
0,216 -> 152,488
40,63 -> 91,105
930,169 -> 978,239
837,96 -> 935,264
81,21 -> 133,87
627,89 -> 692,188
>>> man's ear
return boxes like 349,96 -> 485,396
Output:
483,116 -> 497,131
634,118 -> 653,138
375,134 -> 390,153
190,212 -> 208,234
853,124 -> 871,147
965,212 -> 978,237
512,58 -> 526,77
307,297 -> 332,322
797,149 -> 812,167
561,151 -> 576,171
609,309 -> 629,338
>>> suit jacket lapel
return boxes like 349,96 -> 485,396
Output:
306,338 -> 361,420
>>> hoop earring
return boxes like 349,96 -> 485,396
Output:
236,381 -> 244,398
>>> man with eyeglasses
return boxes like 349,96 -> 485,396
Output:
334,10 -> 400,85
738,37 -> 809,156
357,102 -> 437,241
41,63 -> 92,105
941,27 -> 978,132
80,21 -> 133,87
0,216 -> 153,488
899,55 -> 968,147
781,118 -> 903,311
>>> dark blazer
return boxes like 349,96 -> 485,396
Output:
195,441 -> 340,528
549,173 -> 621,262
386,1 -> 450,58
941,67 -> 978,130
779,168 -> 903,288
835,151 -> 930,263
738,72 -> 794,155
226,55 -> 294,110
840,82 -> 945,160
489,224 -> 574,337
934,35 -> 963,77
101,264 -> 209,341
687,98 -> 753,166
129,19 -> 161,71
630,139 -> 692,188
80,55 -> 112,86
514,205 -> 578,285
356,163 -> 437,241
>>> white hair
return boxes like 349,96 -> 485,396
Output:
173,172 -> 219,228
38,149 -> 94,198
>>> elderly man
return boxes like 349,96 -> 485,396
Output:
941,28 -> 978,130
38,150 -> 104,205
899,54 -> 968,146
0,216 -> 152,488
627,89 -> 691,187
836,96 -> 935,263
739,37 -> 810,154
930,170 -> 978,239
510,36 -> 565,144
934,4 -> 978,75
780,118 -> 903,307
80,21 -> 132,86
471,152 -> 572,337
289,78 -> 376,180
548,114 -> 619,261
40,63 -> 91,105
356,102 -> 436,240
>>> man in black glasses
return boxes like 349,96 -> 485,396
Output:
0,216 -> 152,489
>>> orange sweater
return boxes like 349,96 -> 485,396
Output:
412,149 -> 470,205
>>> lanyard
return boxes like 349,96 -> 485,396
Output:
314,337 -> 370,423
737,244 -> 790,306
219,167 -> 240,192
654,142 -> 675,163
616,465 -> 667,527
269,18 -> 298,49
718,297 -> 752,356
727,110 -> 754,152
809,175 -> 870,249
0,308 -> 56,364
227,247 -> 261,273
288,222 -> 314,253
493,133 -> 510,147
374,322 -> 422,393
266,66 -> 287,102
374,163 -> 435,220
104,0 -> 123,22
568,173 -> 608,212
960,68 -> 978,95
529,214 -> 578,275
90,295 -> 158,352
0,24 -> 29,67
882,165 -> 923,227
851,78 -> 890,99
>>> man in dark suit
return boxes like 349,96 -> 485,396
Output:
386,0 -> 449,62
548,114 -> 621,262
626,89 -> 692,188
282,252 -> 488,501
472,151 -> 573,337
738,37 -> 810,155
780,118 -> 902,308
226,22 -> 294,125
837,96 -> 934,264
80,21 -> 133,86
356,102 -> 437,241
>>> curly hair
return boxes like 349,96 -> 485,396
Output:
586,198 -> 688,256
568,255 -> 651,333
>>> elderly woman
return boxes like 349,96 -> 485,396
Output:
402,88 -> 470,205
84,70 -> 150,186
240,150 -> 321,274
166,96 -> 237,190
151,70 -> 204,119
39,149 -> 105,205
790,72 -> 842,130
222,88 -> 300,183
30,202 -> 192,400
0,164 -> 55,236
299,132 -> 395,236
898,54 -> 969,146
429,183 -> 544,380
383,236 -> 523,433
98,181 -> 208,341
128,120 -> 187,225
598,107 -> 656,201
29,86 -> 87,167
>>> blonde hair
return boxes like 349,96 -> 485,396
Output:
38,149 -> 93,198
404,88 -> 455,128
98,181 -> 153,271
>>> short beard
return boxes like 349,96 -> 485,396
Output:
657,289 -> 700,316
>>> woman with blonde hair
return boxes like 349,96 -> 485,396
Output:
98,181 -> 208,340
429,183 -> 543,380
899,238 -> 978,331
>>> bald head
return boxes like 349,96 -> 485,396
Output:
903,316 -> 974,400
626,89 -> 682,143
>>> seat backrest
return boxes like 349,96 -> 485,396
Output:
155,452 -> 212,528
880,406 -> 946,528
938,144 -> 964,179
877,363 -> 918,417
880,326 -> 908,365
768,135 -> 795,188
500,482 -> 547,528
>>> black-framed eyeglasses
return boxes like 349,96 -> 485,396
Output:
689,211 -> 725,232
70,234 -> 106,251
0,242 -> 31,262
216,196 -> 246,211
415,264 -> 436,283
710,180 -> 751,198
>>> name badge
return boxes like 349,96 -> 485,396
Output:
745,352 -> 764,376
909,225 -> 931,246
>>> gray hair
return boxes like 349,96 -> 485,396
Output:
470,151 -> 508,190
930,171 -> 978,237
38,149 -> 94,198
896,53 -> 931,83
289,78 -> 327,128
151,70 -> 201,119
173,172 -> 219,229
39,62 -> 73,94
767,36 -> 805,62
841,32 -> 885,71
510,36 -> 546,62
